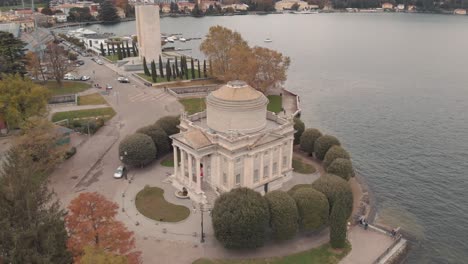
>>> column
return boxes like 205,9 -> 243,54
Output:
228,159 -> 234,189
188,153 -> 193,188
269,149 -> 273,178
289,139 -> 294,169
196,157 -> 201,193
180,150 -> 185,183
278,144 -> 283,175
259,152 -> 264,181
173,146 -> 178,178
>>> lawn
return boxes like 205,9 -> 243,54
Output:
267,95 -> 282,113
137,69 -> 202,83
160,156 -> 174,167
292,158 -> 316,174
105,54 -> 120,62
135,186 -> 190,222
78,93 -> 107,105
179,98 -> 206,115
51,107 -> 116,123
42,81 -> 91,96
193,243 -> 351,264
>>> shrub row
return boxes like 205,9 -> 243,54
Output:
118,116 -> 180,167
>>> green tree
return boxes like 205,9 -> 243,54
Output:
100,42 -> 106,56
0,75 -> 50,129
190,58 -> 195,79
132,43 -> 137,56
184,57 -> 189,79
329,198 -> 348,249
314,135 -> 341,160
107,43 -> 111,56
150,60 -> 157,83
174,57 -> 180,78
287,184 -> 312,196
197,60 -> 201,78
312,174 -> 353,218
203,60 -> 207,77
137,125 -> 170,157
81,246 -> 128,264
327,158 -> 354,181
112,44 -> 116,55
291,187 -> 329,232
99,0 -> 120,22
300,128 -> 322,155
155,116 -> 180,136
265,190 -> 299,241
125,41 -> 131,57
323,145 -> 350,169
143,57 -> 150,76
0,30 -> 27,75
293,117 -> 305,145
117,43 -> 123,60
0,148 -> 72,263
158,55 -> 164,78
212,188 -> 269,249
118,133 -> 156,167
166,59 -> 171,81
192,3 -> 204,16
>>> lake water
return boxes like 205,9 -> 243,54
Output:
82,13 -> 468,263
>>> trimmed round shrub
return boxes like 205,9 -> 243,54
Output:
212,188 -> 269,249
287,184 -> 312,196
293,117 -> 305,145
299,128 -> 322,155
137,125 -> 170,157
291,188 -> 329,232
119,133 -> 157,167
329,198 -> 349,249
327,158 -> 355,181
265,190 -> 299,241
314,135 -> 340,160
323,145 -> 350,169
155,116 -> 180,136
311,174 -> 353,218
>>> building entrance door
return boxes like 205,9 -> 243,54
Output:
264,183 -> 269,194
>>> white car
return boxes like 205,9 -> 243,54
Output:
106,84 -> 113,90
64,73 -> 76,80
114,165 -> 127,179
80,76 -> 90,81
96,60 -> 104,65
117,77 -> 129,83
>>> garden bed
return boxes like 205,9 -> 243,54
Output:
135,186 -> 190,222
42,81 -> 91,96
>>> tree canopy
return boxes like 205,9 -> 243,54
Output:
99,0 -> 120,22
291,187 -> 329,232
0,31 -> 27,75
81,246 -> 128,264
300,128 -> 322,155
265,190 -> 299,241
314,135 -> 341,160
212,188 -> 270,249
119,133 -> 157,167
136,124 -> 170,156
293,117 -> 305,145
312,174 -> 353,218
0,147 -> 72,263
323,145 -> 350,169
0,75 -> 50,129
65,192 -> 141,263
200,26 -> 290,92
155,116 -> 180,136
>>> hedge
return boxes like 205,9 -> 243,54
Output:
292,188 -> 329,232
299,128 -> 322,156
293,117 -> 305,145
137,125 -> 170,157
118,133 -> 157,167
314,135 -> 341,160
311,174 -> 353,218
155,116 -> 180,136
212,188 -> 270,249
327,158 -> 354,181
265,190 -> 299,241
323,145 -> 350,169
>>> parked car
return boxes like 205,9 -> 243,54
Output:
117,76 -> 129,83
80,75 -> 90,81
75,60 -> 85,66
106,84 -> 113,90
96,60 -> 104,65
64,73 -> 77,80
113,165 -> 127,179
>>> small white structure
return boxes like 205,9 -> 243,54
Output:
170,81 -> 295,204
53,14 -> 67,23
454,8 -> 467,15
135,5 -> 161,63
275,0 -> 309,11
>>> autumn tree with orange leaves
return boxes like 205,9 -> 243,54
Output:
65,192 -> 141,264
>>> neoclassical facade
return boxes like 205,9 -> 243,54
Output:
170,81 -> 295,204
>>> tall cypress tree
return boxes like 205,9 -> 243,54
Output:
166,59 -> 171,81
172,65 -> 176,80
209,59 -> 213,76
158,55 -> 164,78
107,43 -> 111,56
151,60 -> 157,83
112,44 -> 116,55
125,41 -> 131,57
180,57 -> 185,79
117,43 -> 123,60
175,57 -> 180,78
190,58 -> 195,80
197,60 -> 201,79
203,60 -> 207,78
132,43 -> 137,56
184,57 -> 189,79
143,57 -> 150,76
100,42 -> 105,56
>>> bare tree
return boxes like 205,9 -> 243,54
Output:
44,43 -> 74,87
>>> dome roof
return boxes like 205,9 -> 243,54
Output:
210,81 -> 263,101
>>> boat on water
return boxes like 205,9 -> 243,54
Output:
292,10 -> 319,14
165,36 -> 175,43
264,38 -> 273,43
179,37 -> 186,42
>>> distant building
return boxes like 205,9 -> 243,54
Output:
397,4 -> 405,10
407,5 -> 416,11
221,3 -> 249,11
177,2 -> 195,12
381,2 -> 393,9
454,8 -> 466,15
54,14 -> 68,22
275,0 -> 309,11
0,22 -> 20,37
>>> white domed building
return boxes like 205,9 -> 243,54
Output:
170,81 -> 295,204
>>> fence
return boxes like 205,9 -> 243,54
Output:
48,94 -> 77,105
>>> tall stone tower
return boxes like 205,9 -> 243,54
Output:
135,5 -> 161,64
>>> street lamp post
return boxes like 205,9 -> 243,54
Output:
201,203 -> 205,243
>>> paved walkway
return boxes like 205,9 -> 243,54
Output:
48,104 -> 110,120
341,226 -> 394,264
